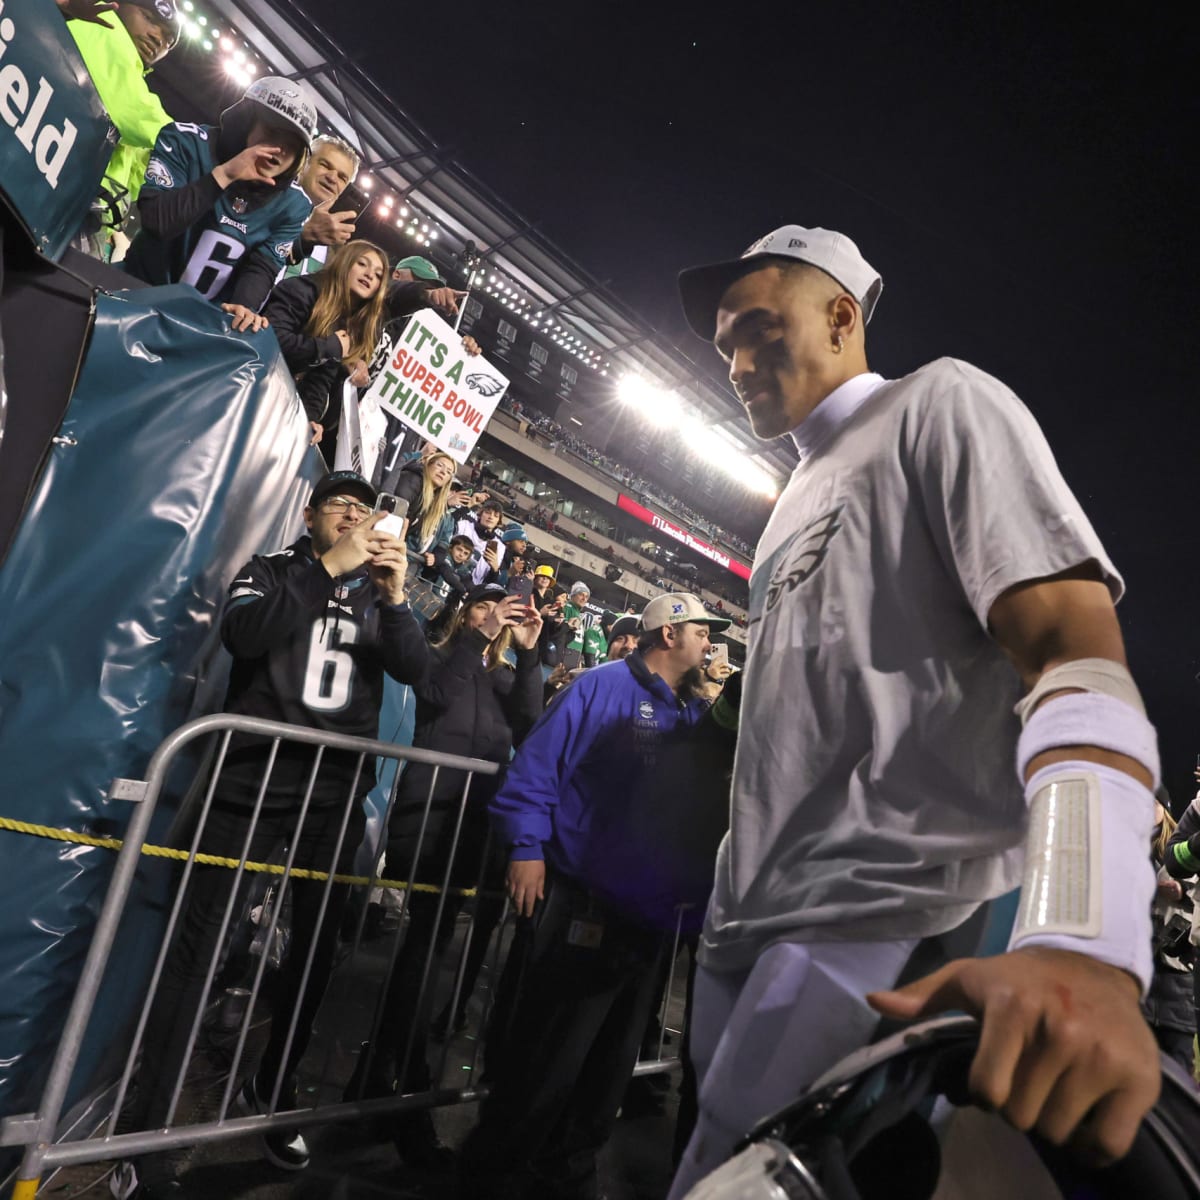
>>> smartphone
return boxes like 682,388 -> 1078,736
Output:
330,182 -> 367,216
710,644 -> 729,667
487,539 -> 501,556
373,493 -> 409,538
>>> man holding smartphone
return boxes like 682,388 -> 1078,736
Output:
116,471 -> 430,1194
282,134 -> 362,277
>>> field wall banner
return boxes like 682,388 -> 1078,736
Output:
361,308 -> 509,464
0,284 -> 320,1137
0,0 -> 116,260
617,493 -> 752,582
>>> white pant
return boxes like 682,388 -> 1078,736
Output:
668,937 -> 918,1200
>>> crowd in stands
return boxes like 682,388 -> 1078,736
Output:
499,396 -> 756,558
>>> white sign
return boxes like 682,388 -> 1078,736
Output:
359,308 -> 509,464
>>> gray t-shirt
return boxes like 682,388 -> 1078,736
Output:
700,358 -> 1121,971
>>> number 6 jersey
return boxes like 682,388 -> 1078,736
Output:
123,120 -> 311,308
217,536 -> 429,809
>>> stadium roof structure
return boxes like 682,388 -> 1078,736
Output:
183,0 -> 799,500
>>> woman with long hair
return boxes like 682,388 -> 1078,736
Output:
390,448 -> 458,557
347,584 -> 542,1164
262,238 -> 389,464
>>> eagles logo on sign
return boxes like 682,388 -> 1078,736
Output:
764,505 -> 845,615
465,372 -> 504,397
145,157 -> 174,189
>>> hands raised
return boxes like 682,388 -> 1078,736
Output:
213,144 -> 287,189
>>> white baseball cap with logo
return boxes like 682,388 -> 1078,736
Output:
677,224 -> 883,339
641,592 -> 731,634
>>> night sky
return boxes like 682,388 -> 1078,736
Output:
302,1 -> 1198,802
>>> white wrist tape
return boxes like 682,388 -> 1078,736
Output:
1014,657 -> 1146,725
1008,761 -> 1155,995
1016,691 -> 1160,788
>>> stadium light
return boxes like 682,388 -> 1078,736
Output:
618,375 -> 680,426
693,427 -> 779,497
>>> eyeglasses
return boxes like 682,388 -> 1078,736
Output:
319,496 -> 374,518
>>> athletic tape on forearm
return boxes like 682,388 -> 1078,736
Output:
1014,657 -> 1146,726
1009,760 -> 1155,995
1016,690 -> 1160,788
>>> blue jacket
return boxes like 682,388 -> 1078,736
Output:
489,653 -> 710,928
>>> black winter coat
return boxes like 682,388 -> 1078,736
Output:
389,627 -> 543,885
261,274 -> 348,436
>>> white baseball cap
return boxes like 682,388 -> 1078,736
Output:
641,592 -> 731,634
678,225 -> 883,339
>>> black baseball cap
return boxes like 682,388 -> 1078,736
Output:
609,615 -> 639,641
310,471 -> 377,508
465,582 -> 509,606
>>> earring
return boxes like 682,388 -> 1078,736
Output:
832,333 -> 844,354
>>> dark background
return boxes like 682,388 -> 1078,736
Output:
301,1 -> 1198,801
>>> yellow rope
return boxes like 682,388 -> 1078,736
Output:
0,815 -> 475,897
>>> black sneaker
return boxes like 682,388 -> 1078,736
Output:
236,1075 -> 310,1171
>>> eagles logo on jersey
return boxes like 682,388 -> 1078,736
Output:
762,505 -> 845,617
145,157 -> 173,189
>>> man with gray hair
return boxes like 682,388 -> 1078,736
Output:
282,133 -> 362,276
667,226 -> 1162,1195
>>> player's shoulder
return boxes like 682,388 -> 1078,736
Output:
892,357 -> 1028,431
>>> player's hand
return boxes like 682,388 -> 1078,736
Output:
309,422 -> 323,446
506,858 -> 545,917
462,335 -> 482,356
320,510 -> 386,578
213,144 -> 286,188
425,287 -> 468,315
56,0 -> 116,24
1157,878 -> 1184,902
347,358 -> 370,388
303,200 -> 356,248
509,603 -> 543,650
222,303 -> 269,333
367,532 -> 408,605
867,947 -> 1159,1164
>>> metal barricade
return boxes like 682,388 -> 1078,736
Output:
1,714 -> 690,1197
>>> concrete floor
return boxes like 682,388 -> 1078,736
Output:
38,908 -> 687,1199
